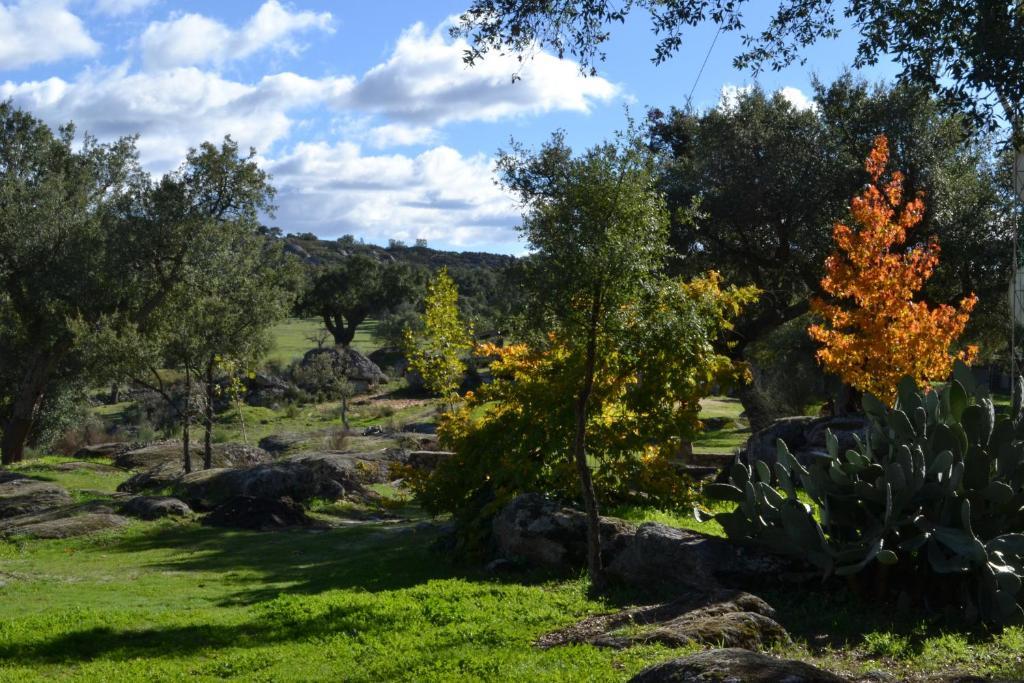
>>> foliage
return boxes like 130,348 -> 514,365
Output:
808,135 -> 977,403
408,272 -> 757,553
403,268 -> 473,406
453,0 -> 1024,139
745,314 -> 830,419
300,254 -> 425,346
707,362 -> 1024,625
0,103 -> 281,464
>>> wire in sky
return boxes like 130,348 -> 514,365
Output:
685,26 -> 723,110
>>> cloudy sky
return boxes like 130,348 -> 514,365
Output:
0,1 -> 894,253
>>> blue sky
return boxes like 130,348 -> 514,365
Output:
0,1 -> 896,253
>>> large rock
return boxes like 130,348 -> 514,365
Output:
300,346 -> 388,386
3,512 -> 129,539
171,464 -> 320,510
286,449 -> 412,486
492,493 -> 634,571
0,476 -> 72,518
538,590 -> 788,651
629,648 -> 847,683
115,441 -> 271,471
742,414 -> 869,469
203,495 -> 311,530
492,494 -> 788,590
121,495 -> 192,520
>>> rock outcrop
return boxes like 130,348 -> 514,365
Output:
537,590 -> 788,651
629,648 -> 848,683
121,495 -> 192,520
492,493 -> 787,590
115,441 -> 271,471
0,475 -> 73,518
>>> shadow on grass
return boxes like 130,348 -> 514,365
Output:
1,520 -> 591,668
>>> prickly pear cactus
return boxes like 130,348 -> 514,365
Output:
705,361 -> 1024,624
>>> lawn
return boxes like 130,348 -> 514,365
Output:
4,458 -> 1024,681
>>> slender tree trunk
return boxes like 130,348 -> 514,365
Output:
204,355 -> 215,469
182,366 -> 192,474
574,292 -> 605,590
1,348 -> 64,465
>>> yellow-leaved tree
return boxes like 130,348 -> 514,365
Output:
807,134 -> 977,403
403,267 -> 473,409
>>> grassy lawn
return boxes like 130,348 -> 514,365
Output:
692,396 -> 749,456
0,459 -> 679,682
4,457 -> 1024,680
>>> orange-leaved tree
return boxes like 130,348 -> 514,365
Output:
807,134 -> 978,403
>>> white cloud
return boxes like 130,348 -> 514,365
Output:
0,17 -> 622,250
0,67 -> 354,170
778,86 -> 816,112
0,1 -> 99,69
267,142 -> 520,250
140,0 -> 332,70
366,123 -> 437,148
337,21 -> 618,126
718,84 -> 816,112
94,0 -> 157,17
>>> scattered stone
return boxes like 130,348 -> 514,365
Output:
172,464 -> 319,510
72,442 -> 133,460
3,512 -> 130,539
203,496 -> 311,530
121,495 -> 192,520
629,648 -> 847,683
0,477 -> 72,518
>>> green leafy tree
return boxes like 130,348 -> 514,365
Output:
495,127 -> 673,587
78,139 -> 283,472
301,255 -> 425,347
404,268 -> 473,408
647,78 -> 1015,427
0,106 -> 275,464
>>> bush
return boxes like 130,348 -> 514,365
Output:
707,361 -> 1024,625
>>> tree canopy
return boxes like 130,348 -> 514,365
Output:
455,0 -> 1024,141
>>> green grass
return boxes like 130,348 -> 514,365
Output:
0,517 -> 676,682
692,396 -> 748,455
5,454 -> 1024,681
266,318 -> 382,366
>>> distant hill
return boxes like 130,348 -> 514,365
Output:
279,233 -> 516,272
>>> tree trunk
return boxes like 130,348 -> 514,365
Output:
735,382 -> 775,434
182,366 -> 192,474
323,312 -> 361,347
1,348 -> 63,465
204,355 -> 215,470
574,292 -> 605,590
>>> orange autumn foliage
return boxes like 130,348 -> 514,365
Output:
807,134 -> 978,403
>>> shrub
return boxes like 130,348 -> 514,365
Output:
707,361 -> 1024,624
